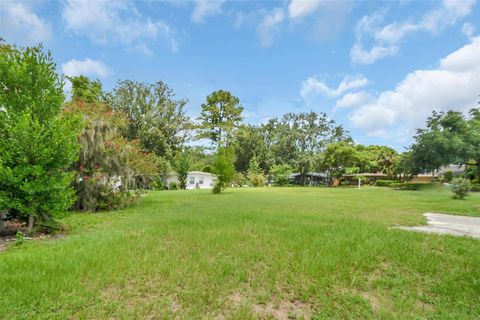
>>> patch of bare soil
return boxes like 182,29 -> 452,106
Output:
224,292 -> 313,319
0,235 -> 16,252
253,300 -> 313,320
0,221 -> 66,252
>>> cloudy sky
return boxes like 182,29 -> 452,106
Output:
1,0 -> 479,150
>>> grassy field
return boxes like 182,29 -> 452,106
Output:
1,185 -> 480,319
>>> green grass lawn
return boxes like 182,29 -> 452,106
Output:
1,186 -> 480,319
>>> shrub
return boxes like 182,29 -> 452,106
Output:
15,231 -> 25,246
150,175 -> 164,190
212,183 -> 222,194
442,171 -> 454,183
270,164 -> 292,186
232,172 -> 247,187
247,156 -> 265,187
169,181 -> 179,190
451,178 -> 471,199
248,173 -> 266,187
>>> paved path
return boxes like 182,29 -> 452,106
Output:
398,213 -> 480,239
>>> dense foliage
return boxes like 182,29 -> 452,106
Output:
0,45 -> 79,232
67,77 -> 158,211
411,108 -> 480,180
109,80 -> 190,159
2,37 -> 478,229
451,178 -> 471,199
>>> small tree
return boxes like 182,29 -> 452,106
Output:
247,156 -> 266,187
443,171 -> 454,183
212,147 -> 235,193
451,178 -> 471,199
270,164 -> 292,186
173,151 -> 191,190
232,172 -> 247,187
0,44 -> 80,233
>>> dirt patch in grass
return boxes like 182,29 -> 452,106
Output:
253,299 -> 313,319
0,232 -> 66,252
224,292 -> 313,319
359,291 -> 380,313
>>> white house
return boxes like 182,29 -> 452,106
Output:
165,171 -> 216,190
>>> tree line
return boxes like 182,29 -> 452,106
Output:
1,42 -> 478,234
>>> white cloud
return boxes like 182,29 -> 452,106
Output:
300,75 -> 369,99
350,44 -> 399,65
350,37 -> 480,138
61,59 -> 110,78
191,0 -> 225,24
288,0 -> 323,19
335,92 -> 371,110
62,0 -> 179,53
461,22 -> 475,38
257,7 -> 285,47
0,2 -> 51,45
421,0 -> 476,32
351,0 -> 477,64
375,22 -> 418,44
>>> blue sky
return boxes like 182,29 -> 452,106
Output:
1,0 -> 480,151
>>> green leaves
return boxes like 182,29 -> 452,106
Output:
198,90 -> 244,148
212,146 -> 235,193
411,107 -> 480,179
0,44 -> 79,228
173,151 -> 191,190
109,80 -> 190,158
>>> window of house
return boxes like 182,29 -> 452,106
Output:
189,176 -> 195,185
199,177 -> 204,184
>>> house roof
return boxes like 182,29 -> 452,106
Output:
343,173 -> 388,177
188,171 -> 215,176
290,172 -> 328,178
166,171 -> 216,177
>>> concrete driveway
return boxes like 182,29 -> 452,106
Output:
398,213 -> 480,239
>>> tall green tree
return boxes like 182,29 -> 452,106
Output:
109,80 -> 190,158
0,44 -> 80,232
233,124 -> 272,173
273,112 -> 351,185
319,141 -> 360,181
67,75 -> 103,103
66,76 -> 158,211
411,110 -> 469,177
198,90 -> 243,148
466,107 -> 480,180
173,151 -> 191,190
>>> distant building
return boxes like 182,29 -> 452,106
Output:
290,172 -> 329,186
436,164 -> 465,177
165,171 -> 216,189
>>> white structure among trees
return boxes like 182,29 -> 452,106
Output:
166,171 -> 216,189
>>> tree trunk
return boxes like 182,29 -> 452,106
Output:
477,159 -> 480,181
27,215 -> 34,235
0,211 -> 5,232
